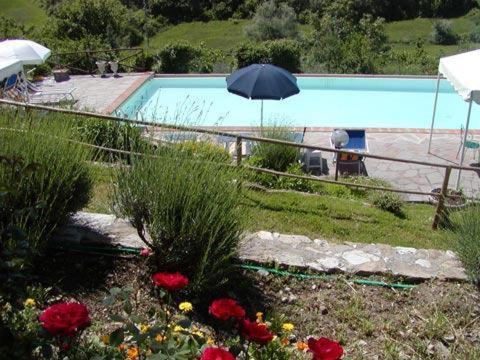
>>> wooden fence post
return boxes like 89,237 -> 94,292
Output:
236,136 -> 242,166
334,152 -> 341,181
432,166 -> 452,230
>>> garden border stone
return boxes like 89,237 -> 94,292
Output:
55,212 -> 467,281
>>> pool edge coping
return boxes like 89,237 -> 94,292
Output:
103,72 -> 154,115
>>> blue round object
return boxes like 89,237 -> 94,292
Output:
226,64 -> 300,100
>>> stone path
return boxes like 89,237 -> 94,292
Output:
55,212 -> 467,281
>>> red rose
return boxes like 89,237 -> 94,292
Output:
151,272 -> 189,291
209,298 -> 245,321
200,347 -> 235,360
39,302 -> 91,337
240,318 -> 273,345
307,337 -> 343,360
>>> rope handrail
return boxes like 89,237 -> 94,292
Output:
0,99 -> 478,172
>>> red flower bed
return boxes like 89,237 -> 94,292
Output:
308,337 -> 344,360
239,318 -> 274,345
151,272 -> 189,291
200,347 -> 235,360
209,298 -> 246,321
39,302 -> 91,337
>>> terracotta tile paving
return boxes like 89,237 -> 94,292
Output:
303,131 -> 480,201
36,72 -> 152,114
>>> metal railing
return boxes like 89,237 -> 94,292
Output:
1,99 -> 478,230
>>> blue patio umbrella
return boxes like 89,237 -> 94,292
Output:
226,64 -> 300,127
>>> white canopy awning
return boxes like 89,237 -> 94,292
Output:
439,49 -> 480,105
429,49 -> 480,188
0,58 -> 23,81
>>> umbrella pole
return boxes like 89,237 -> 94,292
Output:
260,100 -> 264,129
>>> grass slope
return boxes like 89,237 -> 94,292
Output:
0,0 -> 47,26
147,12 -> 479,61
87,164 -> 447,250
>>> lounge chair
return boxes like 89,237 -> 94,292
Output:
2,72 -> 76,104
331,129 -> 369,176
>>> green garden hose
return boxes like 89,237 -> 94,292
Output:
51,243 -> 415,290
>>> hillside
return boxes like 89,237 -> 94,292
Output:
1,0 -> 47,27
147,10 -> 479,57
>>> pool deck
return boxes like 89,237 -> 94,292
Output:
36,72 -> 153,114
36,73 -> 479,201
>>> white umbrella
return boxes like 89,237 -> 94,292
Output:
0,58 -> 23,81
0,39 -> 51,66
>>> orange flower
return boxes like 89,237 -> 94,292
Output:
118,344 -> 126,351
127,347 -> 139,360
297,341 -> 308,351
281,337 -> 290,346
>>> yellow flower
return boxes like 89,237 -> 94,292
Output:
282,323 -> 295,332
296,342 -> 308,351
24,298 -> 36,307
179,302 -> 193,313
126,347 -> 139,360
207,337 -> 215,345
173,325 -> 184,332
155,334 -> 166,342
101,335 -> 110,345
256,312 -> 263,322
139,324 -> 150,334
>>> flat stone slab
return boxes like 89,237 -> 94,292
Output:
55,212 -> 467,281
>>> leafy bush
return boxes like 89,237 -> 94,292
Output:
0,111 -> 93,257
431,20 -> 459,45
233,40 -> 301,72
267,39 -> 302,72
156,41 -> 220,73
167,140 -> 231,163
369,191 -> 404,216
276,162 -> 314,192
113,150 -> 244,294
74,118 -> 151,162
449,205 -> 480,284
245,0 -> 299,41
469,26 -> 480,43
251,124 -> 300,172
233,42 -> 270,68
313,13 -> 388,74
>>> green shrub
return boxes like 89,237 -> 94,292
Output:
113,150 -> 244,294
469,26 -> 480,43
156,41 -> 221,73
233,42 -> 270,68
369,191 -> 404,217
276,162 -> 314,192
244,0 -> 299,41
267,39 -> 302,72
0,111 -> 93,257
168,140 -> 231,163
431,20 -> 459,45
449,205 -> 480,284
74,118 -> 151,162
233,40 -> 301,72
251,124 -> 300,172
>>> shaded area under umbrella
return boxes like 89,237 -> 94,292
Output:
226,64 -> 300,127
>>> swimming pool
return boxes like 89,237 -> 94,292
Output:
115,76 -> 479,129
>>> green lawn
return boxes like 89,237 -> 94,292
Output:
0,0 -> 47,26
86,164 -> 448,250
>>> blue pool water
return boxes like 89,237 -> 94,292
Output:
115,76 -> 479,129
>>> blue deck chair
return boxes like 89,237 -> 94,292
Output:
331,129 -> 368,176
